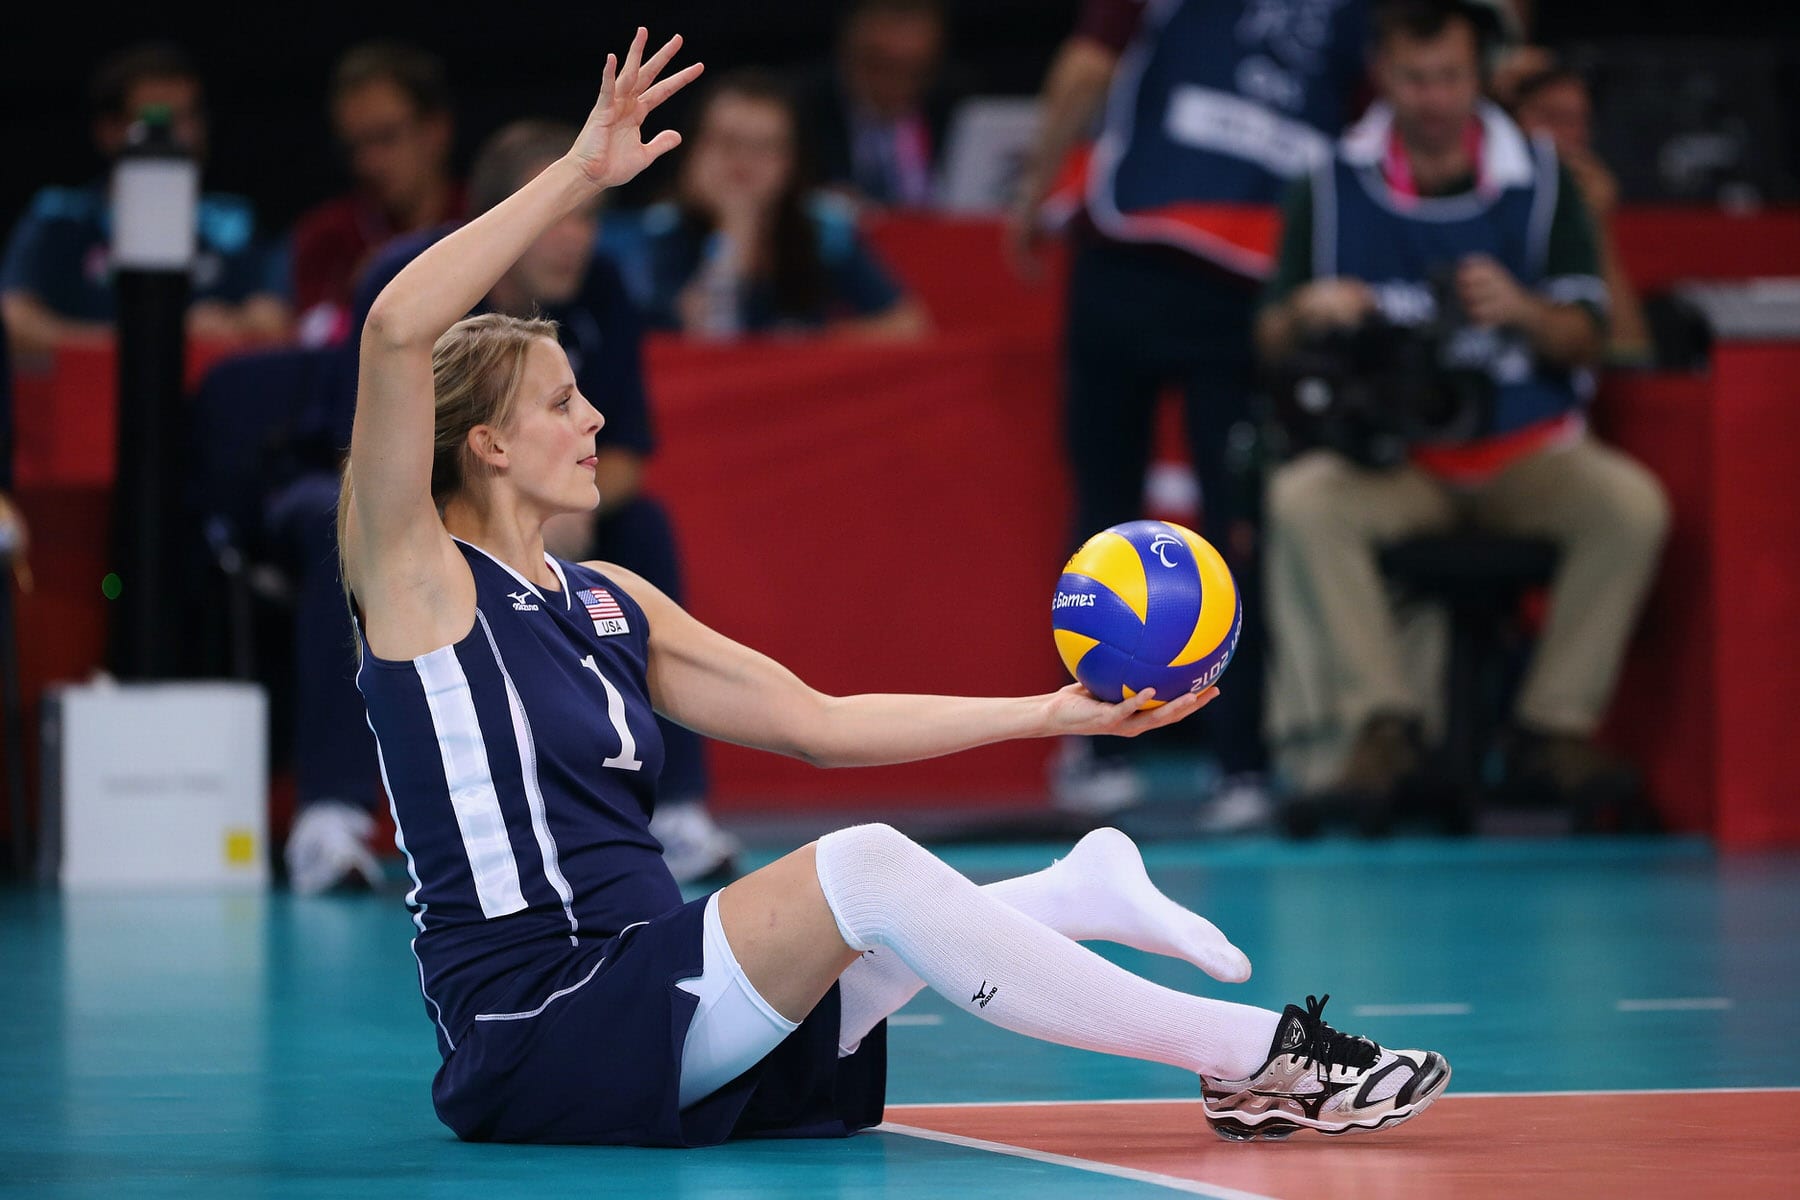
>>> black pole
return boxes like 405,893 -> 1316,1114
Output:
106,107 -> 196,680
109,272 -> 189,678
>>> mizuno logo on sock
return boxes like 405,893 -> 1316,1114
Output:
972,981 -> 998,1008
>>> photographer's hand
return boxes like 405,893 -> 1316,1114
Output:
1292,279 -> 1376,332
1455,255 -> 1534,328
1254,278 -> 1374,363
1456,253 -> 1603,367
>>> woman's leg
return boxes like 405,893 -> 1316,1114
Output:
716,827 -> 1277,1081
702,825 -> 1450,1141
835,827 -> 1251,1054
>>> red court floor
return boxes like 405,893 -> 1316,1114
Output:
886,1091 -> 1800,1199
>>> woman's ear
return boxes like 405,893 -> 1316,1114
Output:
467,424 -> 508,471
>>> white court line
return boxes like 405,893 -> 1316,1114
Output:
1351,1003 -> 1471,1017
878,1122 -> 1280,1200
887,1086 -> 1800,1111
1616,997 -> 1734,1012
888,1014 -> 946,1027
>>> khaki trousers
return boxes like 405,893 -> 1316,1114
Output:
1264,435 -> 1669,787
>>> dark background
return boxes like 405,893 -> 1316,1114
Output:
1,0 -> 1796,239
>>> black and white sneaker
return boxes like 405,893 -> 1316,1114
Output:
1200,994 -> 1450,1141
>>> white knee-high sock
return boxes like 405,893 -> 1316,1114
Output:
816,824 -> 1280,1080
836,827 -> 1251,1054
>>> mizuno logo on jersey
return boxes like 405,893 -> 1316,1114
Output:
579,587 -> 630,637
508,590 -> 541,612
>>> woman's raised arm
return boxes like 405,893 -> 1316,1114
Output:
345,30 -> 701,573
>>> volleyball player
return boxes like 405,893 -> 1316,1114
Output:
342,29 -> 1450,1145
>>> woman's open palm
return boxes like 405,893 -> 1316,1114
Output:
569,28 -> 704,191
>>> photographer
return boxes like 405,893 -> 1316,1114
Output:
1256,0 -> 1668,818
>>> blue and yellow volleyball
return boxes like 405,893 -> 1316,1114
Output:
1052,520 -> 1241,706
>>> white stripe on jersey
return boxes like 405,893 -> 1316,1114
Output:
473,954 -> 609,1023
414,642 -> 528,918
474,609 -> 580,944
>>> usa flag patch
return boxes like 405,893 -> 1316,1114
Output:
579,587 -> 631,637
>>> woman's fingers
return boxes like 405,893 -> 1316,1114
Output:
598,53 -> 617,109
636,32 -> 684,92
642,128 -> 684,163
618,26 -> 649,95
1112,688 -> 1155,718
641,61 -> 705,113
1117,686 -> 1218,735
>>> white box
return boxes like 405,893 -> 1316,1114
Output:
42,681 -> 269,890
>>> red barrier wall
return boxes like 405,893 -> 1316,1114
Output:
641,331 -> 1070,808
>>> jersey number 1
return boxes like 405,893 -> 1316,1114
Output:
579,655 -> 644,772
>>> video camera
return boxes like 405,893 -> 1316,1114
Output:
1269,270 -> 1496,470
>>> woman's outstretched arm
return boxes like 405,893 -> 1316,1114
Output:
346,31 -> 701,581
599,562 -> 1217,768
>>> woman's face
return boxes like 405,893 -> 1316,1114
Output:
479,337 -> 605,515
683,93 -> 796,217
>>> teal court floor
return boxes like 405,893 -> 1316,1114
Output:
3,836 -> 1797,1198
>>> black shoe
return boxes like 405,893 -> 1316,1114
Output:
1504,728 -> 1650,833
1316,713 -> 1425,838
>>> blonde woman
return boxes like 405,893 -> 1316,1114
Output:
343,29 -> 1448,1146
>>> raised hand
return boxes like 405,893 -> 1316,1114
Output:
567,28 -> 705,192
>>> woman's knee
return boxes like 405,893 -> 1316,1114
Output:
814,823 -> 939,948
816,822 -> 921,885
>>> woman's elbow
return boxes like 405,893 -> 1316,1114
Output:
780,692 -> 845,768
361,299 -> 430,352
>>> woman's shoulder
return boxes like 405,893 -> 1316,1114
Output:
568,558 -> 680,623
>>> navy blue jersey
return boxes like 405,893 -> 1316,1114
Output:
358,538 -> 680,1048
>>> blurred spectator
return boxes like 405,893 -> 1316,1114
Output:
796,0 -> 957,207
0,42 -> 289,358
1486,43 -> 1554,108
1255,0 -> 1668,823
279,121 -> 735,891
290,42 -> 463,346
1511,64 -> 1653,364
635,70 -> 928,339
1009,0 -> 1370,822
0,309 -> 26,585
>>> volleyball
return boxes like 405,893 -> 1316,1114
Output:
1052,520 -> 1241,707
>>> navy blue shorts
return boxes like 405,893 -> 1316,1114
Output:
430,893 -> 888,1146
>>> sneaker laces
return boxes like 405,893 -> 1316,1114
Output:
1293,994 -> 1378,1075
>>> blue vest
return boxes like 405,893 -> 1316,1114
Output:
357,539 -> 679,1052
1313,107 -> 1587,438
1089,0 -> 1367,274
